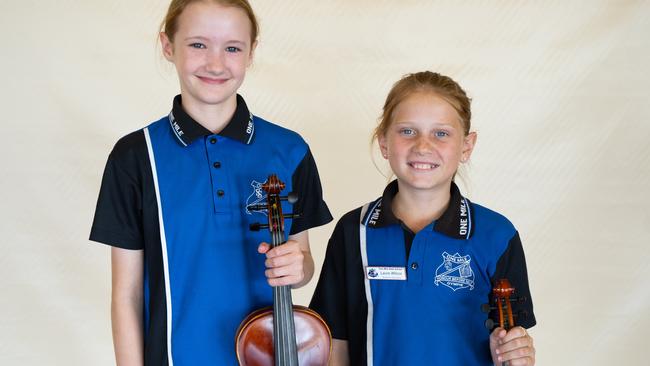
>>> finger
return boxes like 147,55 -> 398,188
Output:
265,241 -> 300,258
265,251 -> 304,269
497,341 -> 535,360
502,326 -> 529,343
496,333 -> 534,362
257,242 -> 271,254
265,263 -> 303,280
266,274 -> 302,287
498,353 -> 535,366
490,327 -> 507,342
265,263 -> 304,286
497,336 -> 531,354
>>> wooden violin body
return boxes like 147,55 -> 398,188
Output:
236,305 -> 331,366
235,174 -> 331,366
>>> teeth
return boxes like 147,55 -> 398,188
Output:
411,163 -> 437,169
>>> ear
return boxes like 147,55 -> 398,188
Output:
378,134 -> 389,159
461,131 -> 477,162
247,40 -> 258,67
160,32 -> 174,61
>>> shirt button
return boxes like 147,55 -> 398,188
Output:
210,138 -> 217,144
217,190 -> 225,197
411,262 -> 419,270
213,162 -> 221,168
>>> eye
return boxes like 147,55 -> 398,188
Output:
226,46 -> 242,53
435,130 -> 449,138
399,128 -> 416,136
189,43 -> 206,49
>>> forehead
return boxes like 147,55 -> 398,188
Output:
392,91 -> 463,128
175,2 -> 252,42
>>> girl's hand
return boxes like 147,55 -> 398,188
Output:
258,240 -> 306,287
489,326 -> 535,365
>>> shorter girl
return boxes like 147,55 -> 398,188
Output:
310,71 -> 536,365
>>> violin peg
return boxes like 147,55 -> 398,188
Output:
286,192 -> 298,204
484,318 -> 496,330
507,296 -> 523,303
516,295 -> 527,303
249,223 -> 269,232
480,303 -> 493,314
515,310 -> 529,320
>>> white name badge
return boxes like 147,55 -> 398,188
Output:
365,266 -> 407,280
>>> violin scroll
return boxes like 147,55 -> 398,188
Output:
482,278 -> 527,331
248,176 -> 300,232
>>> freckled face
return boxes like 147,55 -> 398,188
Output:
160,2 -> 255,110
379,92 -> 476,195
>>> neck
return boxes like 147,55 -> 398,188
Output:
182,94 -> 238,134
392,181 -> 451,233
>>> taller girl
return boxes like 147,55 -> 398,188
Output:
90,1 -> 332,364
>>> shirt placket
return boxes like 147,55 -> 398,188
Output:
407,231 -> 427,287
205,135 -> 231,214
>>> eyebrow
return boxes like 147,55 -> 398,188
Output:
393,121 -> 455,128
183,36 -> 247,46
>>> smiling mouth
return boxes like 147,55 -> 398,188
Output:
408,162 -> 440,170
197,76 -> 228,84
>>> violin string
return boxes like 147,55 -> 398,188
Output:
275,287 -> 281,365
273,201 -> 286,365
268,185 -> 298,365
271,201 -> 281,365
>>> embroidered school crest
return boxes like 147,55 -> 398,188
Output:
434,252 -> 475,291
245,180 -> 267,215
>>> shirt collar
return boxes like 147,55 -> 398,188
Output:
362,180 -> 474,239
168,94 -> 255,147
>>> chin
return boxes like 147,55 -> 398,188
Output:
400,176 -> 450,192
197,92 -> 236,106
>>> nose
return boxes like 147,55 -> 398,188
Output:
413,135 -> 433,154
205,50 -> 225,73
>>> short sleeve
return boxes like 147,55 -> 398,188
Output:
490,232 -> 536,328
89,131 -> 149,250
310,209 -> 368,365
310,218 -> 350,339
289,147 -> 332,235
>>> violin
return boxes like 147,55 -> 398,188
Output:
235,174 -> 331,366
482,278 -> 525,366
485,279 -> 515,331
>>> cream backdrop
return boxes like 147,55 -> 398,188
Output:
2,0 -> 649,365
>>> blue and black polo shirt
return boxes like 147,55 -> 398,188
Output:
90,94 -> 332,365
310,180 -> 535,365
